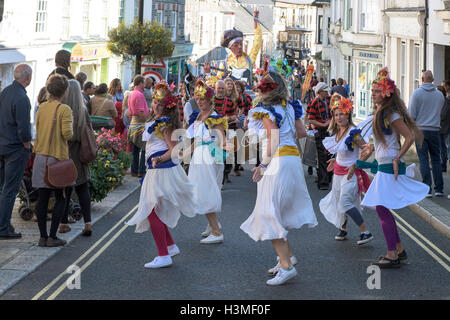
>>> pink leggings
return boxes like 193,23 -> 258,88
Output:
376,206 -> 401,251
148,210 -> 175,256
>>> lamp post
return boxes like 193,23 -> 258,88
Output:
135,0 -> 144,76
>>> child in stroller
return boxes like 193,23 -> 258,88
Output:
17,147 -> 82,221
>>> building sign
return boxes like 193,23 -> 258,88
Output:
63,42 -> 110,62
354,50 -> 381,61
171,43 -> 194,58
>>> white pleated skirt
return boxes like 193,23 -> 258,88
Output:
188,145 -> 224,215
319,174 -> 361,229
361,164 -> 429,209
240,156 -> 318,241
126,165 -> 197,233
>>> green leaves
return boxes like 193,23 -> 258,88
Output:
107,20 -> 175,63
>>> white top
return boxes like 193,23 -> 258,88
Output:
322,126 -> 360,167
247,104 -> 297,156
186,111 -> 220,143
374,113 -> 401,164
142,120 -> 179,165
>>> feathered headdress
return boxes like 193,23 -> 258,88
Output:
253,58 -> 278,93
152,82 -> 177,109
372,67 -> 396,98
331,93 -> 353,114
194,79 -> 214,100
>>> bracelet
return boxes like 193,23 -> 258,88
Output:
259,163 -> 268,169
393,155 -> 400,162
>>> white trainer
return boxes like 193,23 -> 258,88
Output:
267,256 -> 298,275
266,267 -> 297,286
168,244 -> 180,257
200,233 -> 224,244
201,222 -> 222,238
144,255 -> 172,269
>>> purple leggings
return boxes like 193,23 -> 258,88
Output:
376,206 -> 401,251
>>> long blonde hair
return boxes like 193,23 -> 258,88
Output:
224,78 -> 239,105
373,87 -> 423,146
254,72 -> 288,107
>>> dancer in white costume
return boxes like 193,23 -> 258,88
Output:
319,94 -> 374,245
185,80 -> 229,244
359,67 -> 428,268
126,82 -> 196,269
240,71 -> 318,286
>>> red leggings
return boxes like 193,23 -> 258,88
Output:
148,210 -> 175,256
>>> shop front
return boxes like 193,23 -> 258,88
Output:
353,49 -> 383,119
167,43 -> 194,87
62,42 -> 111,84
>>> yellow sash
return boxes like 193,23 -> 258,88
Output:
274,145 -> 300,158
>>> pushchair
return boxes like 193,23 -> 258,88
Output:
17,148 -> 82,221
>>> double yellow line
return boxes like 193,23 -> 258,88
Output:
32,204 -> 138,300
390,209 -> 450,273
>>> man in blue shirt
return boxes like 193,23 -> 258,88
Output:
0,64 -> 33,239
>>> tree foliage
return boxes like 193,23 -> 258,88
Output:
108,20 -> 174,63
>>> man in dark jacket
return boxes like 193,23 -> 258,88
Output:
330,78 -> 349,98
0,64 -> 33,239
48,49 -> 74,80
441,81 -> 450,172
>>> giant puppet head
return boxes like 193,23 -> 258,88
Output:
221,29 -> 244,58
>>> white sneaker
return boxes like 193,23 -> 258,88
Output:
435,192 -> 444,197
267,256 -> 298,275
168,244 -> 180,257
144,255 -> 172,269
266,267 -> 297,286
200,233 -> 224,244
426,193 -> 433,198
201,222 -> 222,238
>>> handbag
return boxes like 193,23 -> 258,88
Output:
80,113 -> 98,164
301,134 -> 318,167
44,103 -> 78,188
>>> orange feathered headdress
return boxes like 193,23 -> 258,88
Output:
331,93 -> 353,114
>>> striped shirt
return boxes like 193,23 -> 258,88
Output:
214,96 -> 235,117
307,98 -> 331,124
238,93 -> 253,116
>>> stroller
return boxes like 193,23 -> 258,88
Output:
17,148 -> 82,221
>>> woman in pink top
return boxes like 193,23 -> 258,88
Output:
128,75 -> 150,177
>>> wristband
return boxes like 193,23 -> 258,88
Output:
259,163 -> 268,169
393,155 -> 400,162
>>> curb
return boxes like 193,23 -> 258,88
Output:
408,202 -> 450,240
0,176 -> 140,297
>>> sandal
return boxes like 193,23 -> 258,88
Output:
372,256 -> 401,269
59,224 -> 71,233
398,250 -> 407,260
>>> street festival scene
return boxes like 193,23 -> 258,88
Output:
0,0 -> 449,306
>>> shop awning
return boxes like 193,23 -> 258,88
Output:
62,42 -> 110,62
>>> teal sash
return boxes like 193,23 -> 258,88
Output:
356,160 -> 406,175
197,141 -> 227,164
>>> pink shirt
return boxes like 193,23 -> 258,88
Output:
128,87 -> 149,118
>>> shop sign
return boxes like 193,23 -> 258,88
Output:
171,43 -> 194,58
67,43 -> 110,62
354,50 -> 381,61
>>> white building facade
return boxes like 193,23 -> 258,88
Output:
0,0 -> 126,110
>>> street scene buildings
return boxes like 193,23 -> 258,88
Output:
0,0 -> 449,304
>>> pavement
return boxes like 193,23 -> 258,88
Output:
0,175 -> 140,296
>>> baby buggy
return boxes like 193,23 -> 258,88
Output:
17,149 -> 82,221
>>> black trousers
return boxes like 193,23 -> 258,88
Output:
61,182 -> 92,224
314,128 -> 333,188
36,188 -> 65,239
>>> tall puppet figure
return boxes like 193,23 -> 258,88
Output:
204,8 -> 262,87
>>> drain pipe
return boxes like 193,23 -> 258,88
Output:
423,0 -> 429,71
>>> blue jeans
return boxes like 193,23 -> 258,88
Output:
0,147 -> 31,234
416,130 -> 444,193
131,143 -> 146,175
